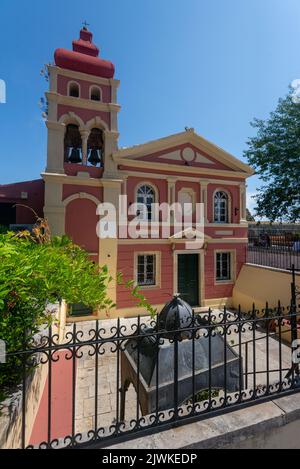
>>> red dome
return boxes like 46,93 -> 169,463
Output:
54,28 -> 115,79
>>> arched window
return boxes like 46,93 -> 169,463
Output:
178,190 -> 194,216
64,124 -> 82,164
69,82 -> 80,98
214,191 -> 229,223
90,86 -> 101,101
87,128 -> 103,166
136,185 -> 156,221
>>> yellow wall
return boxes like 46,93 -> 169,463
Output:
233,264 -> 300,312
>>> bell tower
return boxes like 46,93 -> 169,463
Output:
43,26 -> 121,237
45,26 -> 120,178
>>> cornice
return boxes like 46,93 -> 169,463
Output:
42,172 -> 123,187
118,170 -> 244,185
46,91 -> 121,113
48,65 -> 120,88
42,172 -> 102,187
113,130 -> 254,176
115,158 -> 250,179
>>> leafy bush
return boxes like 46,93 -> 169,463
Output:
0,221 -> 115,399
0,217 -> 157,401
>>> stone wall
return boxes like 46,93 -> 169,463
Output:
0,358 -> 48,449
0,303 -> 66,449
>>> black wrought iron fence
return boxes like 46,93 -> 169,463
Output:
247,231 -> 300,270
1,303 -> 300,449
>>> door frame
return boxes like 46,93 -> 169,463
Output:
173,250 -> 205,307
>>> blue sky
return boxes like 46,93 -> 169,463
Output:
0,0 -> 299,213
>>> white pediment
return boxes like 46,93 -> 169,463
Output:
159,150 -> 182,161
113,129 -> 254,176
195,153 -> 214,164
160,149 -> 214,165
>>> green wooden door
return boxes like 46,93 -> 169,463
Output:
177,254 -> 199,306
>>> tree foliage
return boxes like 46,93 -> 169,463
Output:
246,208 -> 255,222
0,224 -> 114,398
244,89 -> 300,222
0,218 -> 157,400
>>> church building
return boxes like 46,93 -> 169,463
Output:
0,27 -> 253,318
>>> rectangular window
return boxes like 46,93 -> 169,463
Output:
216,252 -> 231,281
137,255 -> 156,286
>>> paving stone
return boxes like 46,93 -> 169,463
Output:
83,398 -> 97,418
77,367 -> 95,379
75,399 -> 83,419
74,315 -> 293,446
83,359 -> 99,369
76,386 -> 89,399
93,412 -> 114,428
75,417 -> 93,434
89,381 -> 111,397
83,395 -> 112,418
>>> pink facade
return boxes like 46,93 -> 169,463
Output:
0,27 -> 253,313
65,198 -> 99,253
57,104 -> 111,129
117,244 -> 174,308
117,242 -> 247,309
204,243 -> 247,299
57,75 -> 111,103
0,179 -> 44,226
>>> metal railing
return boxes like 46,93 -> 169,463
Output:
247,231 -> 300,270
1,303 -> 300,449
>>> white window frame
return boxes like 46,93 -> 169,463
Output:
214,250 -> 236,284
135,183 -> 157,221
134,252 -> 160,288
68,81 -> 81,98
89,85 -> 102,102
213,190 -> 230,224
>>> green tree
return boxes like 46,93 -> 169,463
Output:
244,88 -> 300,222
0,218 -> 156,400
0,228 -> 113,398
246,208 -> 255,222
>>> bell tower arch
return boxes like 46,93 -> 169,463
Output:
43,26 -> 121,242
45,26 -> 120,177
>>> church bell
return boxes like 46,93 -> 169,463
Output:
69,147 -> 82,164
88,148 -> 101,166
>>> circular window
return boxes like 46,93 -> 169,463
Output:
181,148 -> 196,163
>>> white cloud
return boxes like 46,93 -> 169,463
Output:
291,79 -> 300,104
246,191 -> 257,214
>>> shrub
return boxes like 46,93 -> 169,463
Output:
0,221 -> 115,399
0,217 -> 157,401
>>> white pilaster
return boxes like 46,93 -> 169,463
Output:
80,129 -> 90,165
103,131 -> 120,178
43,179 -> 65,236
200,180 -> 209,224
240,183 -> 247,222
45,121 -> 65,174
